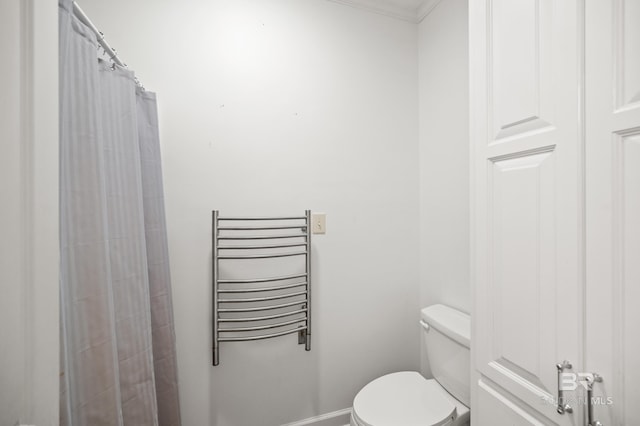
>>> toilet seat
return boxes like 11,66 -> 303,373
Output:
352,371 -> 458,426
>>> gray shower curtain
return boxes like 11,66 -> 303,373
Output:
59,0 -> 181,424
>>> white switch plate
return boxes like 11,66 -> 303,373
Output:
311,213 -> 326,234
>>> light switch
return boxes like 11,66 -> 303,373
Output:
311,213 -> 326,234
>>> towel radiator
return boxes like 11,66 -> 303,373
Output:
212,210 -> 312,366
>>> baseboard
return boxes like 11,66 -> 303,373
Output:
280,407 -> 352,426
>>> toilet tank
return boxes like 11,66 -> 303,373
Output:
421,304 -> 471,407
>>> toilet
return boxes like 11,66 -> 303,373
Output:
350,304 -> 471,426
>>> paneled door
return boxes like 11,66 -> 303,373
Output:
470,0 -> 584,424
585,0 -> 640,425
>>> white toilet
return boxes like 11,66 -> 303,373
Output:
350,304 -> 471,426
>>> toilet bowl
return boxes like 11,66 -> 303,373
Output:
350,305 -> 471,426
350,372 -> 469,426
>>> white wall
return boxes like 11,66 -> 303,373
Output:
418,0 -> 469,320
0,0 -> 59,424
79,1 -> 420,425
0,2 -> 25,421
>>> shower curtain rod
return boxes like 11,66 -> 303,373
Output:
72,1 -> 145,89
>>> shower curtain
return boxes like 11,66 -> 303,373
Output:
59,0 -> 181,424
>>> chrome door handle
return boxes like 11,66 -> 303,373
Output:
556,360 -> 573,414
586,373 -> 603,426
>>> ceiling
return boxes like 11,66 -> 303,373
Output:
327,0 -> 439,23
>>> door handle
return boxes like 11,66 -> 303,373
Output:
556,360 -> 573,414
586,373 -> 603,426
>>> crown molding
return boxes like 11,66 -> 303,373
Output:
326,0 -> 422,23
326,0 -> 445,23
417,0 -> 445,22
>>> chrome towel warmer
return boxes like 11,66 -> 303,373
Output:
212,210 -> 312,366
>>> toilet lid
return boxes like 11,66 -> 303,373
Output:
353,372 -> 456,426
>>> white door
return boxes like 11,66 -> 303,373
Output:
470,0 -> 584,424
585,0 -> 640,425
